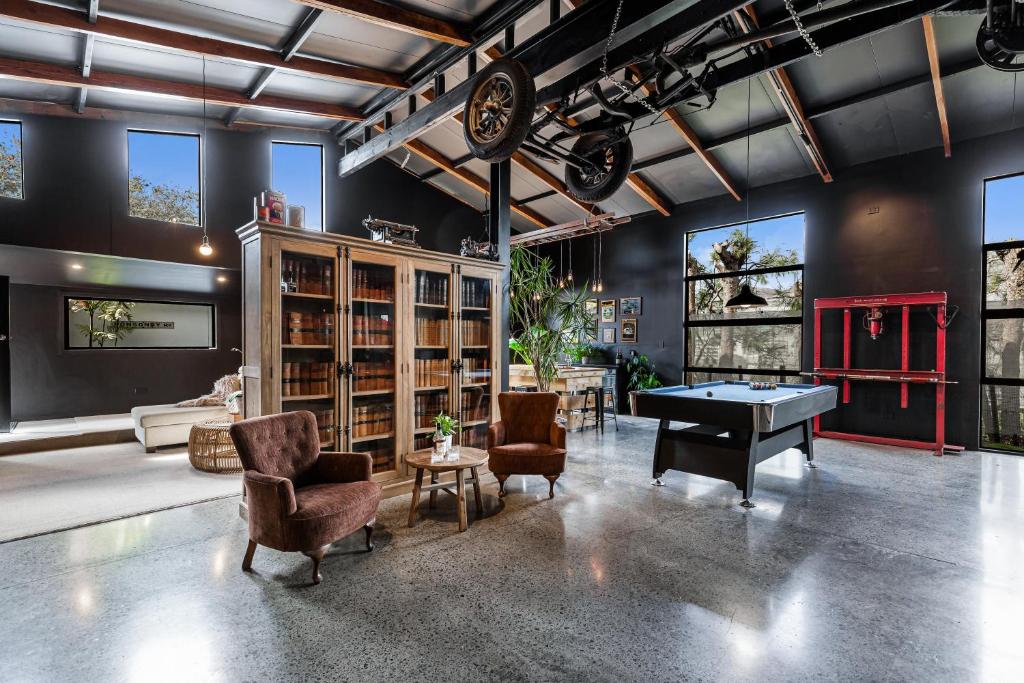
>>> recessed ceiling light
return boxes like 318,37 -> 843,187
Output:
216,275 -> 227,283
70,264 -> 83,270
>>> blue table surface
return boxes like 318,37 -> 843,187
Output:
642,381 -> 831,404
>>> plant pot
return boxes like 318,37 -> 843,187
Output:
628,390 -> 639,416
580,356 -> 590,365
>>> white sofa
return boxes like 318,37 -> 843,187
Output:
131,404 -> 230,452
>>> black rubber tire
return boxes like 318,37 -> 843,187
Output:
462,58 -> 536,163
565,134 -> 634,203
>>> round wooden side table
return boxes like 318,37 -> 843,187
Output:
406,447 -> 488,532
188,417 -> 243,474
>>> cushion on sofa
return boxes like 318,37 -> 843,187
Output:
131,404 -> 228,428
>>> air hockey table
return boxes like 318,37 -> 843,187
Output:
631,381 -> 838,507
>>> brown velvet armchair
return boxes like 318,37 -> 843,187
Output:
229,411 -> 382,585
488,392 -> 567,498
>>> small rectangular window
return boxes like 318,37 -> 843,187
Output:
0,120 -> 23,200
65,298 -> 215,350
272,142 -> 323,230
128,130 -> 201,225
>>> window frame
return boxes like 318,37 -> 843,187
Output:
63,295 -> 216,351
979,172 -> 1024,452
126,128 -> 203,226
271,140 -> 325,231
682,212 -> 806,384
0,119 -> 24,201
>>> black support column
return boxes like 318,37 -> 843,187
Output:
0,276 -> 10,433
489,160 -> 512,391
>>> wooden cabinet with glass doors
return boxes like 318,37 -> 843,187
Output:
237,221 -> 503,497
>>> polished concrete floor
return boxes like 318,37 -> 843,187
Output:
1,416 -> 1021,681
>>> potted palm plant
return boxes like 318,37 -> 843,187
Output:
508,247 -> 594,391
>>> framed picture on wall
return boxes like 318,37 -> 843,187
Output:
585,299 -> 599,320
620,297 -> 642,316
602,327 -> 616,344
621,318 -> 638,343
600,299 -> 616,323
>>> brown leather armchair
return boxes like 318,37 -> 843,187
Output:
488,392 -> 567,498
229,411 -> 382,585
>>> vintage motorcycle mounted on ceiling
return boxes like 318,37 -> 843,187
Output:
461,0 -> 996,203
977,0 -> 1024,70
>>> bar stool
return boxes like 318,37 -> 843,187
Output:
581,385 -> 605,433
601,370 -> 619,432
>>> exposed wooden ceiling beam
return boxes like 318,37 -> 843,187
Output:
74,33 -> 95,114
373,125 -> 550,228
294,0 -> 470,46
735,7 -> 833,182
921,15 -> 951,157
627,66 -> 740,202
0,56 -> 363,121
0,0 -> 405,89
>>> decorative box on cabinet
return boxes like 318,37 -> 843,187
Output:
237,220 -> 504,498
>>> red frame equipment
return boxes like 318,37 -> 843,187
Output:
809,292 -> 963,455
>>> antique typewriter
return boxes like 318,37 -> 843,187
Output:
362,215 -> 420,248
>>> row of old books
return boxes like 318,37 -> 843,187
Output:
461,399 -> 489,423
312,409 -> 335,444
282,362 -> 334,397
415,272 -> 448,306
353,315 -> 393,346
352,402 -> 394,438
357,446 -> 394,473
461,319 -> 489,346
353,360 -> 394,392
416,316 -> 449,347
462,280 -> 490,308
414,391 -> 449,429
462,356 -> 490,375
461,426 -> 487,449
284,311 -> 335,346
415,358 -> 450,388
282,258 -> 332,295
353,268 -> 393,301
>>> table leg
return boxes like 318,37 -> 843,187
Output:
429,471 -> 439,509
456,468 -> 467,532
408,467 -> 424,528
471,466 -> 483,516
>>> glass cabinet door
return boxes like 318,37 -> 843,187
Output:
411,264 -> 453,454
279,248 -> 338,448
347,252 -> 399,477
458,271 -> 495,449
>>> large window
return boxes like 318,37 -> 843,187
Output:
271,142 -> 323,230
65,298 -> 215,350
128,130 -> 201,225
684,213 -> 805,384
982,173 -> 1024,451
0,120 -> 23,200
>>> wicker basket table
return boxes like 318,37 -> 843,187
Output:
188,417 -> 243,474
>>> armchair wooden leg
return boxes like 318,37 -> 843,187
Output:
364,523 -> 375,552
543,474 -> 560,499
242,540 -> 257,572
496,474 -> 509,497
302,546 -> 329,585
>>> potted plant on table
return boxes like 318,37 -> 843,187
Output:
508,247 -> 595,391
626,353 -> 663,415
432,412 -> 459,461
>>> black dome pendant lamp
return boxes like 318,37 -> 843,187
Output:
725,76 -> 767,311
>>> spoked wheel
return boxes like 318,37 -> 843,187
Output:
565,133 -> 633,203
463,58 -> 536,162
977,20 -> 1024,72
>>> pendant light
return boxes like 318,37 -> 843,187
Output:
566,238 -> 574,284
558,240 -> 565,288
591,235 -> 598,293
596,228 -> 604,293
197,57 -> 213,257
725,75 -> 766,310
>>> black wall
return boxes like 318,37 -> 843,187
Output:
554,127 -> 1024,450
0,109 -> 480,420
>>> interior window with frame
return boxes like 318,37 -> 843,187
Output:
684,213 -> 805,384
982,173 -> 1024,452
65,297 -> 215,350
128,130 -> 201,225
271,141 -> 324,230
0,120 -> 23,200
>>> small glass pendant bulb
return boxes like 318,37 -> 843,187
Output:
596,280 -> 603,293
198,234 -> 213,256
